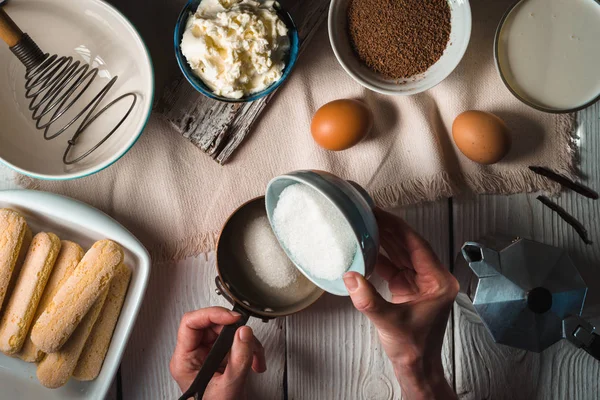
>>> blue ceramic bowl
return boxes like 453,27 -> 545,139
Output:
265,170 -> 379,296
174,0 -> 300,103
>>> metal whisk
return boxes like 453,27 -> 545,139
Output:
0,8 -> 137,165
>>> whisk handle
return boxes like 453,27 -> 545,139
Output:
0,8 -> 23,47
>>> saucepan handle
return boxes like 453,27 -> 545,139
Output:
178,305 -> 250,400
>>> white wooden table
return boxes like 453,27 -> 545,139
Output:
1,103 -> 598,399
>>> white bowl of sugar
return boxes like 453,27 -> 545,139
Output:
265,170 -> 379,296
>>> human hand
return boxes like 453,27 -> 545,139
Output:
343,208 -> 458,400
170,307 -> 267,400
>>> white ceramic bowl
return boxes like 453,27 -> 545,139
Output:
329,0 -> 472,95
0,0 -> 154,180
0,190 -> 150,400
265,171 -> 379,296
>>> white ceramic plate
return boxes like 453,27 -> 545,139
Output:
329,0 -> 472,95
0,0 -> 153,180
0,190 -> 150,399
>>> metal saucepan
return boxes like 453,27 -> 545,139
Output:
179,197 -> 324,400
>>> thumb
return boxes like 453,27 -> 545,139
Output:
343,272 -> 396,331
222,326 -> 255,391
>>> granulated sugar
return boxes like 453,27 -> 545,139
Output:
243,213 -> 300,289
272,184 -> 357,281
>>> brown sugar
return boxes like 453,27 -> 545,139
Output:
347,0 -> 451,80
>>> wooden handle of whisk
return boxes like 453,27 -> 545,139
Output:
0,8 -> 23,47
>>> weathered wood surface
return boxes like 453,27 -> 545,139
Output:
287,202 -> 454,400
452,102 -> 600,400
156,0 -> 331,164
106,378 -> 118,400
3,101 -> 600,399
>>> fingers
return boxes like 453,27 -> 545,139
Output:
176,307 -> 242,354
171,307 -> 241,392
373,207 -> 401,231
343,272 -> 399,332
374,253 -> 398,281
380,234 -> 412,270
374,208 -> 443,274
388,270 -> 419,301
375,254 -> 419,302
223,326 -> 258,391
205,327 -> 265,372
251,336 -> 267,373
202,328 -> 219,345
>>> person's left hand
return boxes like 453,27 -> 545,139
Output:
170,306 -> 267,400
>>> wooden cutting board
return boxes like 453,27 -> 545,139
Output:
156,0 -> 331,165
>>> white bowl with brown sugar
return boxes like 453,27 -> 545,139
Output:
329,0 -> 472,95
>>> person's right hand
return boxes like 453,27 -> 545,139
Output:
170,306 -> 266,400
343,208 -> 459,400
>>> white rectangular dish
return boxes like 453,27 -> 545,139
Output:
0,190 -> 150,399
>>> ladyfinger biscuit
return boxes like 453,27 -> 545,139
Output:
3,227 -> 32,318
31,239 -> 124,353
0,209 -> 30,313
37,288 -> 109,389
18,241 -> 85,362
0,232 -> 61,355
73,264 -> 131,380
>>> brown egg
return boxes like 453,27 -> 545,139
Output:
452,111 -> 511,165
311,99 -> 373,151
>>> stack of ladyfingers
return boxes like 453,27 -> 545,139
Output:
0,208 -> 132,389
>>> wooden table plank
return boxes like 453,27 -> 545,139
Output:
106,378 -> 118,400
4,103 -> 599,400
286,202 -> 454,400
452,102 -> 600,400
119,254 -> 286,400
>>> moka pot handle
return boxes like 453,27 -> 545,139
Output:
563,315 -> 600,362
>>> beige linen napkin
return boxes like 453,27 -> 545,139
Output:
19,0 -> 576,262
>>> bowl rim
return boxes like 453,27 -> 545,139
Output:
0,0 -> 155,181
327,0 -> 472,96
265,171 -> 377,296
493,0 -> 600,114
173,0 -> 300,103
